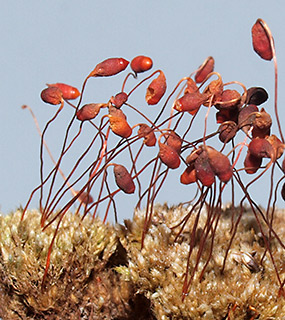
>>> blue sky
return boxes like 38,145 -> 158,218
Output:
1,1 -> 285,221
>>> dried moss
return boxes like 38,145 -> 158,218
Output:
0,206 -> 284,319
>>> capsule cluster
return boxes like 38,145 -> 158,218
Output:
22,20 -> 285,297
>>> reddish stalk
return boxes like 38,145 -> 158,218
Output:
39,101 -> 64,213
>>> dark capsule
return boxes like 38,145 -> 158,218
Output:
246,87 -> 268,106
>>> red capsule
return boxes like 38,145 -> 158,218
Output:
214,89 -> 241,109
184,78 -> 199,95
218,121 -> 238,144
205,146 -> 233,183
110,92 -> 128,108
40,87 -> 63,105
183,80 -> 202,116
158,141 -> 180,169
244,151 -> 262,174
194,151 -> 215,187
47,83 -> 80,100
174,92 -> 206,113
251,19 -> 273,61
90,57 -> 129,77
113,164 -> 135,194
108,115 -> 132,138
137,124 -> 156,147
145,71 -> 167,105
195,56 -> 215,84
248,138 -> 274,159
76,103 -> 105,121
180,164 -> 197,185
130,55 -> 153,73
165,131 -> 182,154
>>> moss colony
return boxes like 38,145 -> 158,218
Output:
0,205 -> 284,319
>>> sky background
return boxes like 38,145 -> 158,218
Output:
1,1 -> 285,222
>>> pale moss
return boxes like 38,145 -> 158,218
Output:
119,204 -> 285,319
0,210 -> 134,319
0,206 -> 284,319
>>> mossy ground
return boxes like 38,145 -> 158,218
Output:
0,205 -> 284,319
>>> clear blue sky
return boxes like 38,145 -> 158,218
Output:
1,1 -> 285,221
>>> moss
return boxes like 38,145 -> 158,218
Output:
0,206 -> 284,319
0,210 -> 134,319
119,204 -> 285,319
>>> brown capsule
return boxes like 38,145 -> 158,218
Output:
282,157 -> 285,173
219,121 -> 238,143
251,19 -> 273,61
216,108 -> 239,124
76,191 -> 94,205
248,137 -> 274,159
265,135 -> 285,160
113,164 -> 135,194
145,71 -> 167,105
195,56 -> 215,84
108,104 -> 127,119
174,91 -> 206,113
108,115 -> 132,138
214,89 -> 241,109
205,146 -> 233,183
110,92 -> 128,108
194,151 -> 215,187
238,104 -> 259,133
130,55 -> 153,73
76,103 -> 105,121
47,83 -> 80,100
89,57 -> 129,77
137,124 -> 156,147
180,164 -> 197,185
252,126 -> 270,140
158,141 -> 180,169
244,151 -> 262,174
252,108 -> 272,138
40,87 -> 63,105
